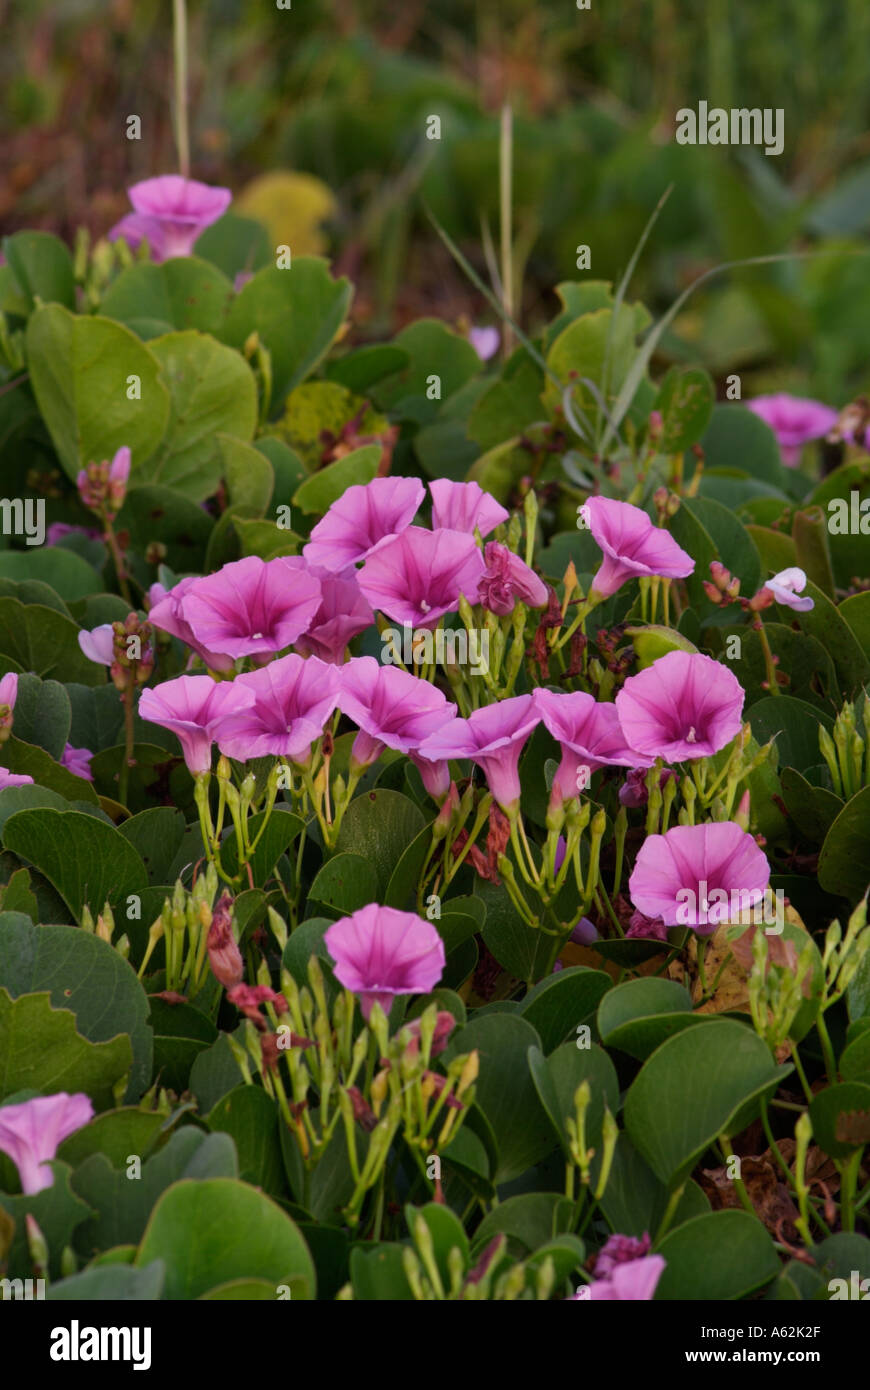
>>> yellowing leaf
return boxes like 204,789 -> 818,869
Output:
236,171 -> 336,257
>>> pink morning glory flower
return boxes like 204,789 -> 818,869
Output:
138,674 -> 256,775
469,326 -> 500,361
358,527 -> 486,630
0,769 -> 34,789
60,744 -> 94,781
214,653 -> 341,765
429,480 -> 508,538
109,175 -> 232,262
418,693 -> 539,814
303,477 -> 425,573
0,1092 -> 94,1194
583,1254 -> 666,1301
616,650 -> 744,763
746,394 -> 838,468
629,821 -> 770,935
478,542 -> 549,616
293,567 -> 374,664
533,688 -> 651,805
324,904 -> 446,1021
762,567 -> 815,613
337,656 -> 456,778
156,557 -> 322,669
77,623 -> 117,666
579,496 -> 694,600
147,576 -> 231,670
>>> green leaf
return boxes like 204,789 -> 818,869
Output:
597,977 -> 707,1060
698,404 -> 785,487
2,231 -> 75,311
207,1086 -> 285,1195
682,495 -> 763,598
2,807 -> 148,922
528,1041 -> 619,1156
307,852 -> 380,918
1,737 -> 100,803
193,213 -> 272,278
114,484 -> 214,575
143,331 -> 258,500
624,1019 -> 791,1188
747,695 -> 835,774
135,1177 -> 316,1299
0,1161 -> 92,1278
6,674 -> 70,760
221,258 -> 353,406
221,806 -> 303,886
349,1243 -> 413,1300
189,1033 -> 245,1113
46,1262 -> 166,1300
333,790 -> 426,895
57,1107 -> 165,1169
809,1081 -> 870,1157
599,1132 -> 710,1238
0,916 -> 152,1101
839,591 -> 870,662
149,997 -> 218,1093
100,258 -> 234,336
326,345 -> 410,394
518,966 -> 611,1054
25,304 -> 170,481
0,597 -> 108,686
780,579 -> 870,698
372,318 -> 480,420
384,820 -> 437,910
0,988 -> 132,1106
477,878 -> 552,984
0,549 -> 103,601
0,866 -> 38,920
467,353 -> 547,453
443,1015 -> 554,1184
655,1210 -> 779,1300
70,1129 -> 238,1258
474,1192 -> 576,1257
818,788 -> 870,902
624,624 -> 698,669
117,808 -> 187,886
543,305 -> 640,422
291,444 -> 381,515
840,1031 -> 870,1083
654,366 -> 715,452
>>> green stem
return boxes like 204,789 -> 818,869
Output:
172,0 -> 190,178
118,682 -> 136,807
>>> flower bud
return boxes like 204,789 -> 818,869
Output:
207,891 -> 243,989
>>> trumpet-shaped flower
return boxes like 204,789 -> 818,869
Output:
629,821 -> 770,935
139,674 -> 256,775
215,653 -> 341,764
418,693 -> 539,813
579,496 -> 694,600
616,650 -> 744,762
0,1092 -> 94,1194
109,175 -> 231,262
358,527 -> 486,630
303,477 -> 425,573
746,394 -> 838,468
533,688 -> 650,803
324,904 -> 445,1020
429,479 -> 508,538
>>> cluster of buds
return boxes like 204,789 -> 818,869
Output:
819,699 -> 870,800
741,925 -> 817,1052
108,613 -> 154,692
819,897 -> 870,1012
652,486 -> 682,525
80,900 -> 129,958
369,1224 -> 556,1301
565,1081 -> 618,1202
76,446 -> 131,520
137,863 -> 222,995
231,949 -> 477,1229
703,560 -> 742,606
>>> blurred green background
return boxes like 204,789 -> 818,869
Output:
4,0 -> 870,400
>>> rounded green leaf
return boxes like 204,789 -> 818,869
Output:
624,1019 -> 791,1188
135,1177 -> 316,1299
655,1210 -> 779,1300
818,788 -> 870,902
809,1081 -> 870,1158
25,304 -> 170,481
597,977 -> 709,1060
519,966 -> 612,1054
